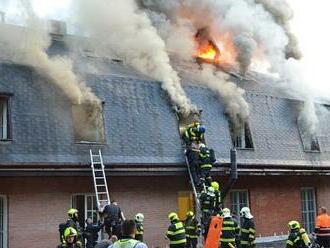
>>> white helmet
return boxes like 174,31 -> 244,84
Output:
222,208 -> 231,218
135,213 -> 144,222
240,207 -> 253,219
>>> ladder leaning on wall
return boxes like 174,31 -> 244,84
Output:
89,149 -> 110,211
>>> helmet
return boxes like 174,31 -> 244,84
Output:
207,186 -> 215,193
288,220 -> 300,230
186,211 -> 194,217
135,213 -> 144,222
64,227 -> 77,239
198,125 -> 206,133
211,181 -> 219,190
222,208 -> 231,218
67,208 -> 78,219
168,212 -> 179,221
240,207 -> 253,219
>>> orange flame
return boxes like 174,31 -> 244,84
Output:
194,32 -> 237,66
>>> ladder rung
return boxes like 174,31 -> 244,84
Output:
95,177 -> 104,179
99,199 -> 108,202
93,162 -> 102,165
94,169 -> 103,171
96,184 -> 106,187
97,192 -> 108,194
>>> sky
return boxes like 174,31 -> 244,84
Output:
0,0 -> 330,99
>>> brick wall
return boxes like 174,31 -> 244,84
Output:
0,175 -> 329,248
218,175 -> 330,237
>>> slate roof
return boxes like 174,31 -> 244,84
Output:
1,37 -> 330,171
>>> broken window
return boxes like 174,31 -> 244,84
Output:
297,119 -> 320,152
0,96 -> 11,141
228,117 -> 253,149
72,102 -> 105,143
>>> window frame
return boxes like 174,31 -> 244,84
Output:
0,195 -> 8,248
301,187 -> 317,233
230,189 -> 250,225
227,116 -> 254,150
297,119 -> 321,153
72,101 -> 106,145
0,94 -> 13,141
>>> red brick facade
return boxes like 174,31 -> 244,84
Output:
0,175 -> 329,248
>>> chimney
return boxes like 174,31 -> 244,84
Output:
48,20 -> 67,40
0,11 -> 5,23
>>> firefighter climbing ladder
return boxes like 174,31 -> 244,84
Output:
90,149 -> 110,210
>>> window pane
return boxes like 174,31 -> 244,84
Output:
231,190 -> 249,225
301,188 -> 316,233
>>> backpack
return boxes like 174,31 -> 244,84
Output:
58,222 -> 70,243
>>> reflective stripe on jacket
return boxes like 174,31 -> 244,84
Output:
166,221 -> 187,245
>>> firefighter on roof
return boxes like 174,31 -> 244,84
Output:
183,122 -> 206,145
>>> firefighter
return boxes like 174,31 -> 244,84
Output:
183,122 -> 206,145
84,218 -> 104,248
200,186 -> 216,235
186,142 -> 202,188
199,145 -> 216,182
184,211 -> 201,248
315,207 -> 330,248
102,201 -> 125,238
111,220 -> 148,248
286,220 -> 311,248
220,208 -> 240,248
240,207 -> 256,248
134,213 -> 144,242
57,227 -> 82,248
211,181 -> 222,214
166,212 -> 187,248
59,209 -> 82,245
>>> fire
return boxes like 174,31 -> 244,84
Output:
194,27 -> 237,66
196,42 -> 219,62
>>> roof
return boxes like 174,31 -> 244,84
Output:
1,36 -> 330,175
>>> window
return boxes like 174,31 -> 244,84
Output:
0,195 -> 8,248
178,191 -> 194,220
228,118 -> 253,149
0,96 -> 11,141
72,194 -> 99,228
230,190 -> 249,225
297,119 -> 320,152
301,188 -> 316,233
72,103 -> 105,143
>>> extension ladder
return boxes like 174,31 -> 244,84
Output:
90,149 -> 110,211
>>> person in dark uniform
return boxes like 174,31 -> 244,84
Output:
84,218 -> 104,248
102,201 -> 125,238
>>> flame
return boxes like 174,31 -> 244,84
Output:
194,31 -> 237,66
196,42 -> 218,61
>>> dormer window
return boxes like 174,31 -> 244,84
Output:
297,119 -> 320,152
72,102 -> 105,143
228,117 -> 253,149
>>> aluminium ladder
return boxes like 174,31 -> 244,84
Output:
90,149 -> 110,211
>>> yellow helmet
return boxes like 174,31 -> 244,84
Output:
186,211 -> 194,217
211,181 -> 219,190
67,208 -> 78,218
64,227 -> 77,239
168,212 -> 179,221
288,220 -> 300,230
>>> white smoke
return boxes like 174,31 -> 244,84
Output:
0,0 -> 99,105
192,64 -> 249,122
253,0 -> 302,60
72,0 -> 196,114
141,0 -> 318,135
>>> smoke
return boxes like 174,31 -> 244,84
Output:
0,0 -> 99,106
253,0 -> 302,60
193,65 -> 249,122
233,33 -> 257,74
73,0 -> 196,114
298,99 -> 318,140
